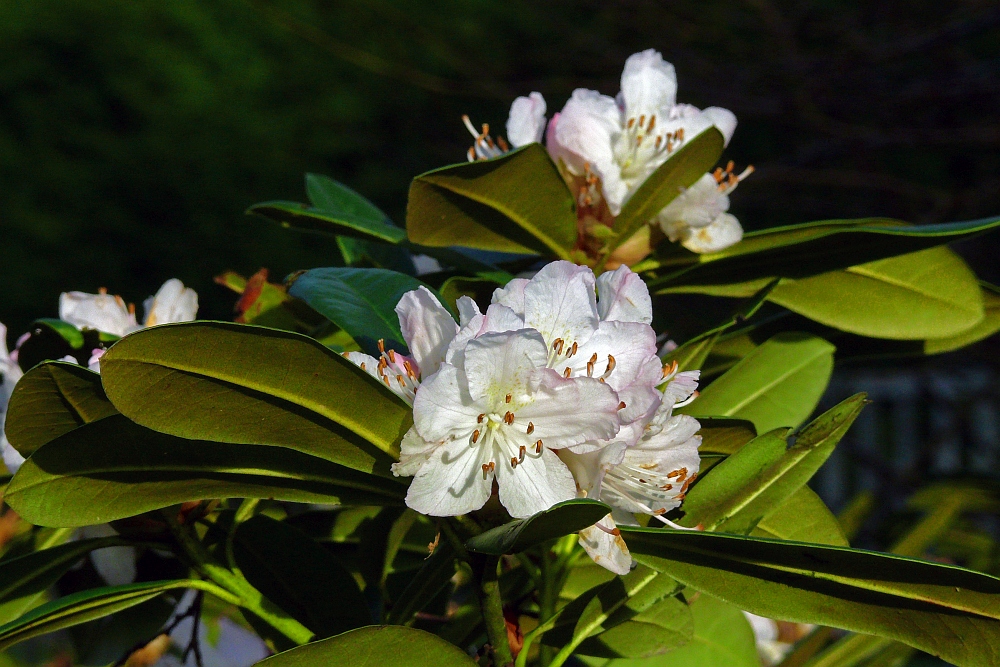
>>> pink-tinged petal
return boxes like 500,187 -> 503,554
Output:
516,370 -> 621,449
596,266 -> 653,324
637,413 -> 702,452
681,213 -> 744,253
412,364 -> 482,442
59,291 -> 139,337
496,446 -> 576,518
579,514 -> 632,575
656,173 -> 729,232
566,321 -> 657,393
396,286 -> 458,378
462,330 -> 548,404
523,261 -> 599,348
663,370 -> 700,407
392,426 -> 442,478
702,106 -> 737,146
619,49 -> 677,119
492,278 -> 529,318
549,89 -> 621,187
506,92 -> 547,148
405,437 -> 494,516
142,279 -> 198,327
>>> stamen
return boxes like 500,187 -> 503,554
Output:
128,303 -> 136,315
647,115 -> 656,131
552,338 -> 564,355
488,461 -> 495,473
396,374 -> 405,386
596,522 -> 621,536
342,352 -> 350,358
505,393 -> 512,404
359,362 -> 366,371
587,360 -> 595,377
462,115 -> 478,137
638,114 -> 646,127
617,401 -> 627,410
378,339 -> 385,354
504,411 -> 514,425
667,467 -> 688,480
510,457 -> 518,468
673,390 -> 700,408
497,136 -> 509,151
570,342 -> 578,357
98,287 -> 108,295
477,413 -> 485,423
563,367 -> 572,378
482,463 -> 490,479
526,422 -> 534,435
519,445 -> 526,462
467,147 -> 475,161
387,349 -> 396,363
471,429 -> 480,444
535,440 -> 543,453
627,117 -> 636,129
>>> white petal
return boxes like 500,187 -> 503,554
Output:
681,212 -> 744,253
404,438 -> 494,517
455,295 -> 482,327
548,89 -> 621,186
663,370 -> 700,407
657,173 -> 729,231
702,106 -> 738,146
462,329 -> 549,404
579,514 -> 632,575
558,445 -> 626,498
496,446 -> 576,518
567,321 -> 657,393
59,292 -> 139,337
506,92 -> 547,148
1,432 -> 25,474
392,426 -> 442,477
491,278 -> 529,318
523,261 -> 599,348
516,371 -> 621,448
81,524 -> 137,586
595,265 -> 653,324
412,363 -> 483,443
396,286 -> 458,378
638,413 -> 702,451
480,303 -> 526,335
604,426 -> 702,515
143,279 -> 198,327
619,49 -> 677,119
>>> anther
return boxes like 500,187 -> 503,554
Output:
589,353 -> 598,364
526,422 -> 534,435
396,374 -> 405,386
477,413 -> 485,423
563,367 -> 572,378
482,463 -> 490,479
378,339 -> 385,354
359,362 -> 366,371
519,445 -> 526,462
504,411 -> 514,425
648,115 -> 656,131
99,287 -> 108,295
510,457 -> 518,468
553,338 -> 564,355
570,342 -> 578,357
618,401 -> 627,410
505,393 -> 512,403
342,351 -> 350,358
488,462 -> 495,473
627,117 -> 636,129
471,429 -> 480,444
497,136 -> 509,151
535,440 -> 543,453
587,360 -> 595,377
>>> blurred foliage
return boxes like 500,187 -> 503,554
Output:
0,0 -> 999,333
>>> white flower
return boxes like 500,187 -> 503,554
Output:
60,278 -> 199,337
463,92 -> 548,161
406,328 -> 621,518
657,164 -> 753,253
564,365 -> 703,574
343,286 -> 458,406
547,49 -> 737,216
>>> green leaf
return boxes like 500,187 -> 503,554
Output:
386,541 -> 457,625
14,319 -> 99,370
0,537 -> 122,626
651,214 -> 1000,289
254,625 -> 477,667
661,334 -> 718,374
767,247 -> 984,339
682,333 -> 835,433
753,487 -> 849,547
609,128 -> 725,256
695,418 -> 757,456
406,144 -> 576,257
924,283 -> 1000,353
622,528 -> 1000,667
287,267 -> 441,355
579,594 -> 759,667
100,322 -> 409,470
247,174 -> 405,244
465,499 -> 611,555
541,565 -> 690,659
4,362 -> 118,458
233,514 -> 370,638
29,319 -> 85,349
0,579 -> 208,652
683,394 -> 866,533
5,415 -> 405,527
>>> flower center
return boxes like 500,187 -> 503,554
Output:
462,115 -> 510,161
613,114 -> 685,184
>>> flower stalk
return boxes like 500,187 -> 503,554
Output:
472,554 -> 514,667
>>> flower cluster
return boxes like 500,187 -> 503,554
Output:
0,279 -> 198,472
348,261 -> 702,573
463,49 -> 750,258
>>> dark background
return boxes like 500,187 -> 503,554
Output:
1,0 -> 998,335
